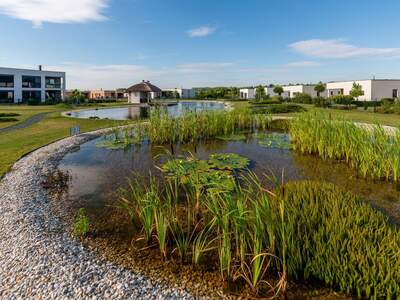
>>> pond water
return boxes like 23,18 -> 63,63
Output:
67,101 -> 226,120
59,131 -> 400,223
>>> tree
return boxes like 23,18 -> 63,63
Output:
255,85 -> 266,100
68,89 -> 86,104
314,82 -> 326,97
349,82 -> 364,100
273,86 -> 284,96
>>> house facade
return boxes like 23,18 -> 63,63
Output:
0,66 -> 66,103
239,88 -> 256,99
282,84 -> 327,98
326,79 -> 400,101
162,88 -> 196,99
126,80 -> 162,104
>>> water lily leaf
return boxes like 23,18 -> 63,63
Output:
208,153 -> 249,170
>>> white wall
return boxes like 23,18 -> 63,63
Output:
0,67 -> 65,103
371,80 -> 400,100
282,85 -> 326,98
239,88 -> 255,99
163,88 -> 195,98
128,92 -> 141,104
326,80 -> 372,101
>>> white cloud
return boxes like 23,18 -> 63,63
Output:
290,39 -> 400,59
0,0 -> 108,27
187,26 -> 216,38
283,61 -> 321,68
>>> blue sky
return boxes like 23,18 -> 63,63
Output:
1,0 -> 400,89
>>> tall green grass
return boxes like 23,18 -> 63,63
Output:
290,112 -> 400,182
119,158 -> 400,298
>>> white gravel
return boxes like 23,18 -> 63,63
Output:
0,129 -> 199,300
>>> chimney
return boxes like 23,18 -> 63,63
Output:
38,65 -> 42,71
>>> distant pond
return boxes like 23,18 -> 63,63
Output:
67,101 -> 226,120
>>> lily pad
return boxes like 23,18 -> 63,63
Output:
208,153 -> 249,170
96,139 -> 129,150
161,158 -> 210,182
216,133 -> 246,141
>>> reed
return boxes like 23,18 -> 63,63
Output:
119,155 -> 400,298
290,111 -> 400,182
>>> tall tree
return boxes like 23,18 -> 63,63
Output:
273,86 -> 284,96
349,82 -> 364,100
255,85 -> 266,100
314,82 -> 326,97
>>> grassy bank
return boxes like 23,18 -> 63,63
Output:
0,106 -> 129,178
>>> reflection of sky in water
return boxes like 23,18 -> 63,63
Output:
68,101 -> 225,120
59,133 -> 400,223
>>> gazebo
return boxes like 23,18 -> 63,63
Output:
126,80 -> 162,104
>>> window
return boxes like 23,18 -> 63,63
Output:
0,91 -> 13,103
22,76 -> 41,88
45,76 -> 61,89
0,75 -> 14,88
392,89 -> 398,98
22,90 -> 41,102
46,90 -> 62,101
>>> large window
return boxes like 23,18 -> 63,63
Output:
22,90 -> 41,102
45,76 -> 61,89
22,75 -> 41,88
46,90 -> 62,101
0,75 -> 14,88
0,91 -> 13,103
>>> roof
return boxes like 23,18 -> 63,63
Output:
126,81 -> 162,93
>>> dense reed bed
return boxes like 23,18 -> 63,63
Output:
119,157 -> 400,299
290,112 -> 400,182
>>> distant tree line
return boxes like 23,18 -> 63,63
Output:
195,87 -> 239,99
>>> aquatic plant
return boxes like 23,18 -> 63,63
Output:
120,159 -> 400,298
291,111 -> 400,182
254,132 -> 291,150
208,153 -> 249,170
72,208 -> 90,238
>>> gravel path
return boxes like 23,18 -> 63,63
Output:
0,129 -> 198,300
0,112 -> 48,133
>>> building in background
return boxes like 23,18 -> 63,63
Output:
0,66 -> 65,103
126,80 -> 162,104
282,84 -> 326,98
239,88 -> 256,99
326,79 -> 400,101
162,88 -> 196,99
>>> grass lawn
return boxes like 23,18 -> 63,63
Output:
0,105 -> 57,129
0,104 -> 131,178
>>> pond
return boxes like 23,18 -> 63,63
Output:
59,132 -> 400,222
67,101 -> 226,120
56,130 -> 400,299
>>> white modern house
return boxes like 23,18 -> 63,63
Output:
326,79 -> 400,101
0,66 -> 66,103
126,80 -> 162,104
282,84 -> 327,98
163,88 -> 196,99
239,88 -> 256,99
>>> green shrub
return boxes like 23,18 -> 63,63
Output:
330,95 -> 354,105
72,208 -> 90,237
282,181 -> 400,299
249,99 -> 281,105
291,93 -> 313,104
27,98 -> 41,105
252,104 -> 306,114
330,104 -> 358,110
312,96 -> 330,107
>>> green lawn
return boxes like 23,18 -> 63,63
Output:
0,104 -> 130,178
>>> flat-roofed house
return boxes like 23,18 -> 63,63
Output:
126,80 -> 162,104
162,88 -> 196,99
0,66 -> 65,103
239,88 -> 256,99
282,84 -> 327,98
326,79 -> 400,101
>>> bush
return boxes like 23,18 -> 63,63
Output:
330,95 -> 354,105
352,100 -> 381,108
27,98 -> 41,105
291,93 -> 313,104
282,181 -> 400,299
313,96 -> 330,107
252,103 -> 306,114
330,104 -> 358,110
249,99 -> 281,105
